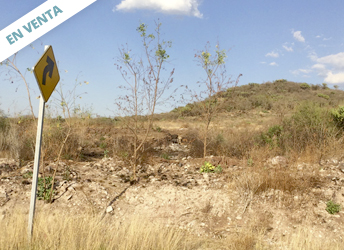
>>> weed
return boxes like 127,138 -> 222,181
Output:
99,142 -> 107,149
160,153 -> 170,160
22,171 -> 33,179
99,136 -> 107,149
154,126 -> 162,132
326,200 -> 341,214
37,176 -> 54,201
200,161 -> 222,173
247,158 -> 254,167
62,167 -> 72,181
259,125 -> 283,149
104,150 -> 109,158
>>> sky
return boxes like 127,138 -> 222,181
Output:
1,0 -> 344,117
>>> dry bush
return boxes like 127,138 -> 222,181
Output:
276,228 -> 343,250
0,118 -> 36,162
42,119 -> 81,160
0,211 -> 210,250
186,126 -> 260,159
0,117 -> 86,162
185,129 -> 204,158
253,167 -> 323,195
111,133 -> 159,166
255,101 -> 344,162
208,129 -> 258,158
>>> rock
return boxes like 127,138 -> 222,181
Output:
269,156 -> 287,167
106,206 -> 113,213
203,173 -> 209,184
0,189 -> 7,199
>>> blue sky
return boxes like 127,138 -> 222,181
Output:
1,0 -> 344,117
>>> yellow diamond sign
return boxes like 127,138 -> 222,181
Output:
33,45 -> 60,102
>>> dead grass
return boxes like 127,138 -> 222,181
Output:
0,210 -> 278,250
275,228 -> 343,250
0,211 -> 209,250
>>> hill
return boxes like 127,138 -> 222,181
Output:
1,80 -> 344,249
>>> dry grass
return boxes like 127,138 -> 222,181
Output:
0,210 -> 278,250
275,228 -> 343,250
0,211 -> 209,250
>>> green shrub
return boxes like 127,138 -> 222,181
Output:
274,79 -> 287,83
280,102 -> 337,153
259,125 -> 283,148
312,84 -> 321,90
160,153 -> 170,160
300,83 -> 310,90
37,176 -> 54,201
326,200 -> 341,214
331,106 -> 344,128
317,93 -> 330,100
322,83 -> 329,89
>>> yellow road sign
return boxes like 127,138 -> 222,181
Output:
33,45 -> 60,102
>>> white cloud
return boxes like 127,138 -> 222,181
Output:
265,51 -> 279,58
316,52 -> 344,70
115,0 -> 203,18
283,45 -> 293,52
299,69 -> 311,74
312,63 -> 327,72
324,72 -> 344,84
311,54 -> 344,84
270,62 -> 278,66
291,68 -> 312,76
292,30 -> 305,43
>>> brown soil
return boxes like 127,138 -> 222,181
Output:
1,143 -> 344,248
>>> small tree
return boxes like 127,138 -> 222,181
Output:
0,54 -> 35,120
115,21 -> 174,181
194,42 -> 241,158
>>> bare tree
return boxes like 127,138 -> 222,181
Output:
1,54 -> 35,119
193,42 -> 242,158
115,21 -> 174,181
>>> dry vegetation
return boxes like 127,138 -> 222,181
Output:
1,80 -> 344,249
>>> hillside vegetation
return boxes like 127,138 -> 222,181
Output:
1,80 -> 344,165
172,80 -> 344,117
2,80 -> 344,249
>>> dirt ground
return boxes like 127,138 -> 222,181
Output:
1,134 -> 344,249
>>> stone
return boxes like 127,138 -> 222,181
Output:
106,206 -> 113,213
269,156 -> 287,167
0,189 -> 7,199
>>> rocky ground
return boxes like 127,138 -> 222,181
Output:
1,141 -> 344,248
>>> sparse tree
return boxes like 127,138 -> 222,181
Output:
0,54 -> 35,119
193,42 -> 242,158
115,21 -> 174,181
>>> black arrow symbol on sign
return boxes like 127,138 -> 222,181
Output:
42,56 -> 54,85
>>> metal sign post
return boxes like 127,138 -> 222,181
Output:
28,95 -> 45,240
28,45 -> 59,241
